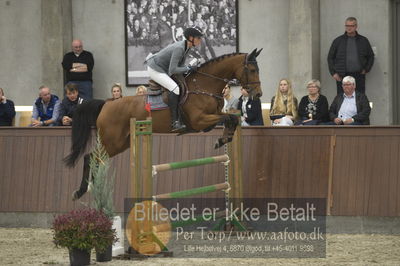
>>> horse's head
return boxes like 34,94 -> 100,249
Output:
237,48 -> 263,99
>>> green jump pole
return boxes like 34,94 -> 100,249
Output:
152,154 -> 229,175
153,182 -> 230,200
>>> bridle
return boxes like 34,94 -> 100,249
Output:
240,56 -> 261,93
193,54 -> 261,94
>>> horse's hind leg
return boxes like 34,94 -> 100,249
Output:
72,153 -> 92,201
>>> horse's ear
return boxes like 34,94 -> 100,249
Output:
255,48 -> 263,58
247,48 -> 257,61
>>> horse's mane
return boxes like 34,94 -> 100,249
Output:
199,52 -> 246,69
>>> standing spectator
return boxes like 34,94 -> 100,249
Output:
62,39 -> 95,100
327,17 -> 374,95
238,87 -> 263,126
31,86 -> 60,127
58,84 -> 85,126
297,79 -> 329,125
0,88 -> 16,126
328,76 -> 371,125
270,79 -> 298,126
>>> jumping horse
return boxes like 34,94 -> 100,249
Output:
64,48 -> 263,200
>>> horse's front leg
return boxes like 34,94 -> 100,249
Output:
215,114 -> 239,149
190,113 -> 238,149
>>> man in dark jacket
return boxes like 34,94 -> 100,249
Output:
61,39 -> 94,100
327,17 -> 374,95
58,83 -> 85,126
0,88 -> 16,126
329,76 -> 371,125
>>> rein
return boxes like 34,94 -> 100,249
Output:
187,70 -> 228,100
188,90 -> 224,100
194,70 -> 230,83
191,54 -> 260,94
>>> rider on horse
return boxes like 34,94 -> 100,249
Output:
146,26 -> 203,132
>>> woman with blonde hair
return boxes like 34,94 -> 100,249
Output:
136,85 -> 147,95
269,78 -> 298,126
108,83 -> 123,101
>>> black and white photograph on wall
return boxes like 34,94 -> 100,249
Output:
125,0 -> 238,86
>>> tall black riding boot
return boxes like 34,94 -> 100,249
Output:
168,92 -> 186,132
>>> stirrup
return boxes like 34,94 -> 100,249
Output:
171,121 -> 186,132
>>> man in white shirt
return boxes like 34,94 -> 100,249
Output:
328,76 -> 371,125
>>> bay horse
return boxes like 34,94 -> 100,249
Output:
65,48 -> 263,200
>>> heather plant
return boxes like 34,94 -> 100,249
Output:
52,208 -> 117,253
90,133 -> 115,220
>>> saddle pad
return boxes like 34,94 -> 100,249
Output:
147,93 -> 168,110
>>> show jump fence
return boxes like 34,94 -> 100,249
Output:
129,118 -> 243,204
128,117 -> 244,254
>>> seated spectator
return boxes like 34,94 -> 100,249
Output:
222,81 -> 239,113
136,85 -> 147,95
328,76 -> 371,125
270,79 -> 298,126
31,86 -> 60,127
107,83 -> 123,101
297,79 -> 329,125
238,87 -> 263,126
0,87 -> 16,126
58,83 -> 85,126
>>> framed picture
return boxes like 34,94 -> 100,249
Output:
125,0 -> 238,86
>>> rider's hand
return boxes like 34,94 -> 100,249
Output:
187,65 -> 198,73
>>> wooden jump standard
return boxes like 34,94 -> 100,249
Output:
129,117 -> 244,255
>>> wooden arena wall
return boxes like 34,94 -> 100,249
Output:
0,127 -> 399,217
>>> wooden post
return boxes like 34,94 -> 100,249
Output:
130,118 -> 153,254
228,114 -> 243,210
327,135 -> 336,215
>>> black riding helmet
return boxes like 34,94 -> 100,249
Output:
184,26 -> 203,40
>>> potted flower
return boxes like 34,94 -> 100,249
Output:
52,208 -> 117,266
89,135 -> 117,262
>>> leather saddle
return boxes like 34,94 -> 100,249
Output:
148,75 -> 189,106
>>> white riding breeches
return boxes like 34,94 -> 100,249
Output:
147,66 -> 180,95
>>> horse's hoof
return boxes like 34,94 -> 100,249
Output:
171,126 -> 187,134
72,190 -> 81,201
214,139 -> 223,149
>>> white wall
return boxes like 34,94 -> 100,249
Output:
239,0 -> 290,103
0,0 -> 42,105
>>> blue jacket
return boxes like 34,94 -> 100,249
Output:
35,95 -> 59,121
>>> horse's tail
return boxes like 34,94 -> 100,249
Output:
64,99 -> 106,167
